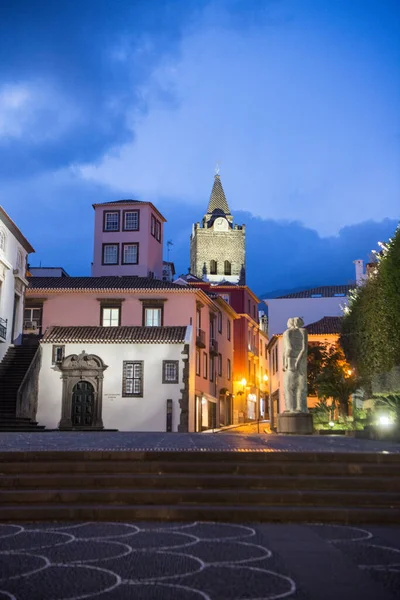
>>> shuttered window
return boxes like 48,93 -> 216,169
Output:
122,361 -> 143,397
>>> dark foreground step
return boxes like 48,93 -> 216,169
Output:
1,460 -> 399,477
1,487 -> 398,507
1,503 -> 399,524
1,472 -> 400,492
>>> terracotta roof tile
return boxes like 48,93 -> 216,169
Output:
28,276 -> 186,291
277,285 -> 352,299
42,325 -> 187,344
306,316 -> 342,335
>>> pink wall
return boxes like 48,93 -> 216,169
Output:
91,203 -> 164,278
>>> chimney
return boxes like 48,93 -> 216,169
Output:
353,259 -> 365,285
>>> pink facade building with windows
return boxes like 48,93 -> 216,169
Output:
25,277 -> 236,431
91,200 -> 165,279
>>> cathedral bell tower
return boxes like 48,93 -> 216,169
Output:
190,172 -> 246,284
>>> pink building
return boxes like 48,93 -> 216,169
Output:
91,200 -> 165,279
25,276 -> 236,431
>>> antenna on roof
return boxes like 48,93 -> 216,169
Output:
214,161 -> 221,176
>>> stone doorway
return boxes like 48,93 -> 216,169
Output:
58,351 -> 108,430
71,381 -> 94,427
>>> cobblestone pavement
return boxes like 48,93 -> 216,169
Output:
0,521 -> 399,599
0,432 -> 399,453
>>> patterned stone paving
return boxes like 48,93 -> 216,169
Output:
0,521 -> 399,599
0,431 -> 399,453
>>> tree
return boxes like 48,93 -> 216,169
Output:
307,343 -> 325,396
341,225 -> 400,387
314,345 -> 360,417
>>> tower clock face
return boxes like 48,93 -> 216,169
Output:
214,217 -> 228,231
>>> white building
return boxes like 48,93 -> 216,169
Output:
0,207 -> 34,362
37,325 -> 190,431
264,285 -> 351,338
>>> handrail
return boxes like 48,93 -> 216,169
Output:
16,346 -> 41,419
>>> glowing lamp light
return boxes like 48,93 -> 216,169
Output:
329,421 -> 335,428
378,415 -> 391,426
347,369 -> 352,376
241,378 -> 247,387
263,374 -> 269,382
201,397 -> 207,405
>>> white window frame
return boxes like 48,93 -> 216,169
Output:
144,307 -> 162,326
122,243 -> 138,265
102,307 -> 120,327
102,244 -> 119,265
104,211 -> 120,231
124,210 -> 139,231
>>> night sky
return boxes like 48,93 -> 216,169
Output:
1,0 -> 399,296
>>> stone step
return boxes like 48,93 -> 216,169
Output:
1,503 -> 399,523
1,450 -> 400,463
0,487 -> 398,507
1,459 -> 399,476
1,472 -> 400,492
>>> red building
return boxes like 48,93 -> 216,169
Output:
176,275 -> 269,423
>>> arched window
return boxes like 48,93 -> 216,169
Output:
224,260 -> 231,276
0,229 -> 5,252
210,260 -> 217,275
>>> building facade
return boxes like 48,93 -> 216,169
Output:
0,207 -> 34,362
37,325 -> 189,432
175,277 -> 269,423
25,276 -> 235,431
190,174 -> 246,284
91,200 -> 165,279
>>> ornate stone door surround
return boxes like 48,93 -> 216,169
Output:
58,350 -> 108,430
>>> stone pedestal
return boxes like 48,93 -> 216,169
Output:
277,412 -> 314,435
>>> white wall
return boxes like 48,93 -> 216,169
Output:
265,296 -> 348,337
0,222 -> 29,362
37,342 -> 186,431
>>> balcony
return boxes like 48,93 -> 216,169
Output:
0,317 -> 7,342
247,344 -> 259,357
209,338 -> 219,356
196,328 -> 206,348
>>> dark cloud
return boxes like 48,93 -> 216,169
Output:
0,0 -> 206,178
18,181 -> 397,296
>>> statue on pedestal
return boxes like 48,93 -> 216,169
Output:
282,317 -> 308,413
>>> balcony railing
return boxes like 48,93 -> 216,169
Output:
209,338 -> 219,356
0,317 -> 7,342
247,344 -> 259,357
196,328 -> 206,348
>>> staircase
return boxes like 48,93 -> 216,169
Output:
0,450 -> 399,522
0,345 -> 45,430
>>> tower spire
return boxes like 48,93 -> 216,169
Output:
206,171 -> 231,216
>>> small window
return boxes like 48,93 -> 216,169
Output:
210,260 -> 217,275
151,214 -> 156,236
52,345 -> 65,365
311,294 -> 322,298
218,353 -> 222,377
104,211 -> 120,231
219,293 -> 230,304
155,219 -> 161,242
196,349 -> 201,375
227,319 -> 231,341
163,360 -> 179,383
334,293 -> 345,297
24,307 -> 42,329
224,260 -> 231,276
209,355 -> 214,382
123,210 -> 139,231
144,307 -> 162,326
102,244 -> 119,265
248,299 -> 251,314
260,343 -> 263,357
203,352 -> 208,379
227,358 -> 231,381
122,361 -> 143,397
122,243 -> 138,265
102,307 -> 120,327
217,311 -> 222,333
0,229 -> 5,252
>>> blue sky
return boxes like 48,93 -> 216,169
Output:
1,0 -> 399,295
